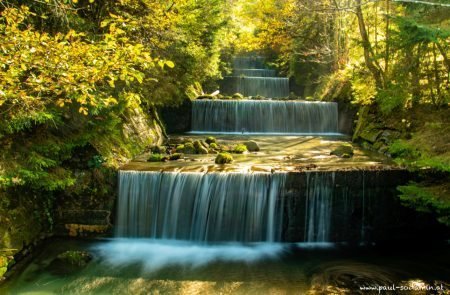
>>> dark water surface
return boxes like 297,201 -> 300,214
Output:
1,239 -> 448,294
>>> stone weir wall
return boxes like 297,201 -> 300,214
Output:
280,169 -> 447,243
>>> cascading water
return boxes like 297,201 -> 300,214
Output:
116,171 -> 286,242
304,172 -> 334,242
221,56 -> 290,97
191,100 -> 339,134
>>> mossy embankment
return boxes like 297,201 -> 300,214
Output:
319,74 -> 449,227
353,106 -> 450,227
0,107 -> 163,280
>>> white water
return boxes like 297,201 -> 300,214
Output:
94,239 -> 285,272
116,171 -> 287,242
221,56 -> 289,97
191,100 -> 339,133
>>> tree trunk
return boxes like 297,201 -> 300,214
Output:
355,0 -> 384,88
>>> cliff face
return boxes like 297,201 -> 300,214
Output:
0,107 -> 164,280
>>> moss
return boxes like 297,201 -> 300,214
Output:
175,144 -> 185,153
398,183 -> 450,226
151,145 -> 166,154
232,93 -> 244,100
215,153 -> 233,164
182,142 -> 196,154
330,144 -> 354,158
205,137 -> 217,145
147,153 -> 168,162
56,251 -> 92,267
232,144 -> 248,154
169,153 -> 182,160
209,143 -> 219,149
193,141 -> 208,154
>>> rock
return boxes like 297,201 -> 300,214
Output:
169,153 -> 182,160
196,95 -> 214,100
205,136 -> 217,145
193,141 -> 208,154
151,145 -> 166,154
209,143 -> 219,150
232,144 -> 248,154
197,146 -> 209,154
330,144 -> 354,158
182,142 -> 196,154
232,93 -> 244,100
147,153 -> 168,162
360,125 -> 383,143
243,140 -> 260,152
379,130 -> 400,144
215,153 -> 233,164
48,251 -> 92,275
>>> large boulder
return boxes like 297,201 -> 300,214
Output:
243,140 -> 260,152
330,144 -> 354,158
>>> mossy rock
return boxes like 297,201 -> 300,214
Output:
330,144 -> 354,158
243,140 -> 260,152
215,152 -> 233,164
182,142 -> 197,154
148,153 -> 168,162
47,251 -> 92,275
359,125 -> 383,143
232,144 -> 248,154
232,93 -> 244,100
205,137 -> 217,145
169,153 -> 182,160
175,144 -> 185,153
193,141 -> 208,154
209,143 -> 219,150
151,145 -> 166,154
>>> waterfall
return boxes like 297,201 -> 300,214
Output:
221,55 -> 289,98
304,172 -> 335,243
191,100 -> 339,134
233,69 -> 277,77
116,171 -> 286,242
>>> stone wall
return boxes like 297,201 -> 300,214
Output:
279,169 -> 448,243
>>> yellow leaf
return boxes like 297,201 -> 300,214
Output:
165,61 -> 175,68
56,99 -> 65,107
73,0 -> 78,3
79,107 -> 88,115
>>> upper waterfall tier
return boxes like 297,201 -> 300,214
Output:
233,56 -> 266,69
191,100 -> 339,134
220,55 -> 289,98
221,77 -> 290,98
232,69 -> 277,77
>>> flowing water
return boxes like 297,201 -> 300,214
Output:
116,171 -> 286,242
1,239 -> 448,294
221,56 -> 290,97
191,100 -> 339,134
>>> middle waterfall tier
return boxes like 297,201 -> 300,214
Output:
191,100 -> 339,134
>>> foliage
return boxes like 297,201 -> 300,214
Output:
398,182 -> 450,226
